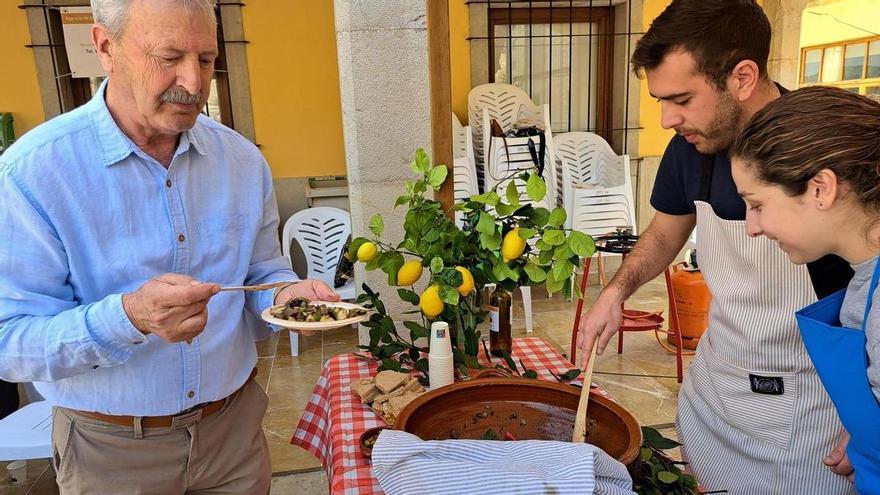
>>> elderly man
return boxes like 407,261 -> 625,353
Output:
0,0 -> 336,493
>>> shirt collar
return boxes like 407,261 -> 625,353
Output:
88,79 -> 207,167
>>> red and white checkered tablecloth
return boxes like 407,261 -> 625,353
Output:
291,337 -> 610,495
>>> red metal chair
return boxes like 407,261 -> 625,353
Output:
569,231 -> 684,383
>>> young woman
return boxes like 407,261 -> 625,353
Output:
730,85 -> 880,493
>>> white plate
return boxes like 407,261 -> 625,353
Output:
261,301 -> 371,331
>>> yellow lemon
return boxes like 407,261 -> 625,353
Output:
356,242 -> 378,262
501,228 -> 527,262
455,266 -> 475,296
397,260 -> 423,286
419,285 -> 444,318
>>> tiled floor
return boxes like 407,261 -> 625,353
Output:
1,269 -> 691,494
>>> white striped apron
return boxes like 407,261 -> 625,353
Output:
676,201 -> 854,494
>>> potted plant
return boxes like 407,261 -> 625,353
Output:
347,148 -> 594,379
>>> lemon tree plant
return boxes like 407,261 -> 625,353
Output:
348,149 -> 595,380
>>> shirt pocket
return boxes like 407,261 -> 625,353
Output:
707,355 -> 798,450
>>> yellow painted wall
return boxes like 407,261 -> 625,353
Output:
242,2 -> 345,178
450,0 -> 471,124
0,3 -> 45,138
800,0 -> 880,47
637,0 -> 675,157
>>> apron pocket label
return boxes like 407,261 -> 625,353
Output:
709,357 -> 798,450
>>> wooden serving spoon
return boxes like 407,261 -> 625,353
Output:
572,340 -> 599,443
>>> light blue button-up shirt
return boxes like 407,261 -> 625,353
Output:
0,82 -> 295,415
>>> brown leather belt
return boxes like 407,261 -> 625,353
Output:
76,368 -> 257,429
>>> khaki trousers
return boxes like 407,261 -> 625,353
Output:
51,379 -> 271,495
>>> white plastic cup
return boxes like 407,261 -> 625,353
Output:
429,322 -> 452,358
428,322 -> 454,389
7,460 -> 27,484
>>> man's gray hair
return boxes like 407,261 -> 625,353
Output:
91,0 -> 215,40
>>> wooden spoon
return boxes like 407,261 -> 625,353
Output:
572,340 -> 599,443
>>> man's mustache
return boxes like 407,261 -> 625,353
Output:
161,87 -> 202,105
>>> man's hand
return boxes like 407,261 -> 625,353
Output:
122,274 -> 219,343
274,279 -> 340,306
274,280 -> 341,336
577,286 -> 624,369
825,430 -> 855,481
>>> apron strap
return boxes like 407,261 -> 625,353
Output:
861,257 -> 880,331
698,153 -> 715,202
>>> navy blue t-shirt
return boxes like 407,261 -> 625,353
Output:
649,134 -> 853,298
650,135 -> 745,220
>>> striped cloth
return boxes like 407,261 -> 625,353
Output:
372,430 -> 635,495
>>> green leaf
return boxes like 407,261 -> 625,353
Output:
517,227 -> 536,239
495,202 -> 519,217
545,276 -> 565,296
380,358 -> 404,372
528,207 -> 550,227
476,211 -> 496,235
538,249 -> 554,265
548,207 -> 567,227
641,447 -> 653,462
526,173 -> 547,202
523,370 -> 538,379
657,471 -> 679,484
542,229 -> 566,246
560,368 -> 582,381
413,180 -> 428,195
430,256 -> 445,273
369,214 -> 384,237
403,320 -> 430,340
470,191 -> 501,206
492,261 -> 509,282
568,230 -> 595,257
554,243 -> 574,260
414,148 -> 430,173
397,288 -> 420,305
641,426 -> 682,450
427,165 -> 448,188
551,259 -> 574,282
524,261 -> 547,283
381,252 -> 405,285
394,195 -> 410,208
505,181 -> 520,206
480,230 -> 502,250
439,286 -> 460,305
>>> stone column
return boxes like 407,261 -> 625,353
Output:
334,1 -> 433,344
765,0 -> 811,89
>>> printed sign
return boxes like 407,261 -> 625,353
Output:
61,7 -> 105,78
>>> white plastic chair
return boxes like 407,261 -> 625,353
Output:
481,109 -> 556,335
281,207 -> 355,356
0,400 -> 52,461
453,114 -> 479,229
468,83 -> 539,192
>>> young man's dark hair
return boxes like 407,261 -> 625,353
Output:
631,0 -> 771,89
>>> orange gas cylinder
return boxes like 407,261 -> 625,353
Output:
667,262 -> 711,350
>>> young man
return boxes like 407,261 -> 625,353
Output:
0,0 -> 336,492
576,1 -> 854,492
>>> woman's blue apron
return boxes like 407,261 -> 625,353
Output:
796,259 -> 880,494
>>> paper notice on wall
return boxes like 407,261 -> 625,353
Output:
61,7 -> 105,78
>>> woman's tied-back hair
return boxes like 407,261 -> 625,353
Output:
630,0 -> 771,90
732,85 -> 880,214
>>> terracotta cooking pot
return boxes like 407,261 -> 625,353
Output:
395,377 -> 642,472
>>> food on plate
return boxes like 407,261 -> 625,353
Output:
350,370 -> 426,425
269,297 -> 367,322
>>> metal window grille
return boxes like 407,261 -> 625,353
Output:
466,0 -> 642,155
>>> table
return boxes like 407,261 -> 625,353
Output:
291,337 -> 610,495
